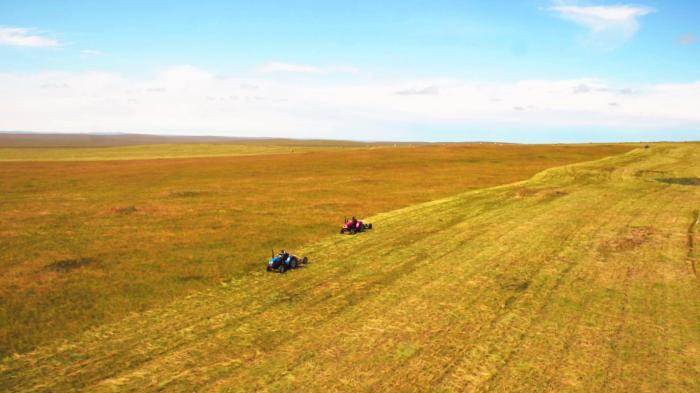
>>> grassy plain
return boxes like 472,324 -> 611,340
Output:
1,143 -> 697,392
0,136 -> 398,161
0,133 -> 389,147
0,142 -> 630,356
0,143 -> 368,161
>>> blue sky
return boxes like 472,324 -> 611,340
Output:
1,0 -> 699,142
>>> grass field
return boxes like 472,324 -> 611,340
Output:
1,143 -> 696,392
0,135 -> 400,161
0,133 -> 394,148
0,142 -> 629,356
0,143 -> 374,161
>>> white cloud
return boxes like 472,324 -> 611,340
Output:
550,2 -> 654,48
258,61 -> 358,74
0,66 -> 698,141
0,27 -> 59,48
396,85 -> 440,96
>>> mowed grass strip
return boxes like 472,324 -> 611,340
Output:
0,144 -> 696,392
0,143 -> 630,355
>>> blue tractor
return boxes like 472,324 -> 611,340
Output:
266,249 -> 308,273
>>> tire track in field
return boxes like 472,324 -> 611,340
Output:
534,190 -> 666,392
596,190 -> 681,392
494,181 -> 672,392
460,196 -> 643,391
443,185 -> 664,392
547,187 -> 672,393
688,210 -> 699,279
426,188 -> 631,391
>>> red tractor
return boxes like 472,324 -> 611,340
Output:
340,216 -> 373,235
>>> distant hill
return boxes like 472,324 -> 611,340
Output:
0,132 -> 399,148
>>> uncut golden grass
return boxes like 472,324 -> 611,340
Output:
0,143 -> 629,355
1,143 -> 696,392
0,142 -> 380,161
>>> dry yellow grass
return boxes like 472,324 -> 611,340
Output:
1,143 -> 697,392
0,142 -> 387,161
0,143 -> 630,356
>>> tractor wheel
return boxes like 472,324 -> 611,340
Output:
278,264 -> 286,274
339,229 -> 345,234
368,223 -> 372,229
302,256 -> 308,264
266,266 -> 272,272
349,228 -> 356,235
290,259 -> 298,269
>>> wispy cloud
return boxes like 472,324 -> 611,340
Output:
677,33 -> 698,46
549,2 -> 654,48
258,61 -> 358,75
0,27 -> 59,48
571,82 -> 639,95
395,85 -> 440,96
